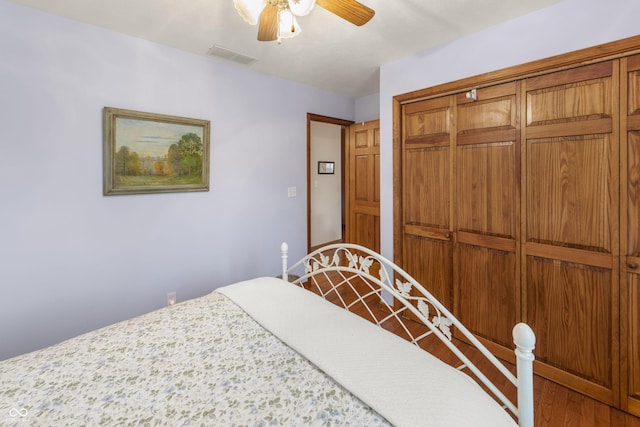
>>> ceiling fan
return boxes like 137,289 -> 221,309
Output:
233,0 -> 375,42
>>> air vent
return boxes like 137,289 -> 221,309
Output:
207,45 -> 257,65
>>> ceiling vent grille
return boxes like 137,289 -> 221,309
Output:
207,45 -> 257,65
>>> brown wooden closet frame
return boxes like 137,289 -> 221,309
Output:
392,34 -> 640,414
392,34 -> 640,269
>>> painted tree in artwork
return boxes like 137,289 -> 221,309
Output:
115,145 -> 143,176
127,152 -> 143,176
167,133 -> 203,176
154,161 -> 165,176
115,145 -> 130,175
167,144 -> 182,176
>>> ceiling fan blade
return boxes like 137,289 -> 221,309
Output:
316,0 -> 375,26
257,3 -> 279,41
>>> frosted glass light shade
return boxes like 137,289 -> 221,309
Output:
288,0 -> 316,16
278,8 -> 301,39
233,0 -> 266,25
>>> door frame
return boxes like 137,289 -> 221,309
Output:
307,113 -> 354,253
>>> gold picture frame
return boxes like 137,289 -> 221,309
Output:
103,107 -> 210,196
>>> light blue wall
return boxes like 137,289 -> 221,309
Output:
355,93 -> 380,123
379,0 -> 640,261
0,0 -> 355,360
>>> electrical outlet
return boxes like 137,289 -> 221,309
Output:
167,291 -> 177,307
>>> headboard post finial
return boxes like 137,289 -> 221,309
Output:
513,323 -> 535,427
280,242 -> 289,282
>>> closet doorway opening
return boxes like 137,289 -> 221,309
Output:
307,113 -> 353,253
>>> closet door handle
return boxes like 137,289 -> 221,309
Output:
628,262 -> 639,269
444,232 -> 450,238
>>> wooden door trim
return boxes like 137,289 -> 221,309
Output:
394,35 -> 640,104
308,113 -> 354,127
307,113 -> 354,254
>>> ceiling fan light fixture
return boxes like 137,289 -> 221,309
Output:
242,0 -> 374,42
278,8 -> 301,39
233,0 -> 266,25
287,0 -> 315,16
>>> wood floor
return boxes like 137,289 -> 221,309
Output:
301,273 -> 640,427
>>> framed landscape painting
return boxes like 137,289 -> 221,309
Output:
103,107 -> 210,195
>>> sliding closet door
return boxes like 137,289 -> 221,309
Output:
523,61 -> 620,405
621,54 -> 640,416
401,97 -> 454,309
454,82 -> 520,353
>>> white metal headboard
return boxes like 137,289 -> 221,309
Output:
281,242 -> 535,427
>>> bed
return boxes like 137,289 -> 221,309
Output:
1,242 -> 535,427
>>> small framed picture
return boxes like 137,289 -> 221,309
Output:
318,161 -> 335,174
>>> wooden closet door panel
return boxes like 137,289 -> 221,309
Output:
457,243 -> 517,348
526,257 -> 613,400
526,134 -> 614,252
404,147 -> 450,228
622,54 -> 640,415
526,61 -> 614,139
402,97 -> 453,310
403,96 -> 452,232
523,61 -> 619,405
454,82 -> 520,351
457,142 -> 517,237
457,82 -> 518,144
404,97 -> 451,144
627,271 -> 640,414
404,235 -> 453,309
623,57 -> 640,259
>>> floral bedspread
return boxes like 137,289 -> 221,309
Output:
1,291 -> 390,426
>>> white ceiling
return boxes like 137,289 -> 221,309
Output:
9,0 -> 561,98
